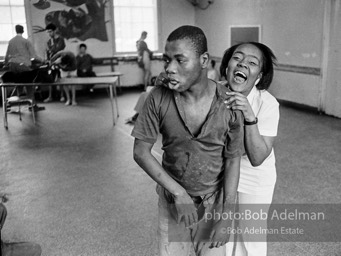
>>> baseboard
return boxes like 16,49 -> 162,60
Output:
277,99 -> 319,114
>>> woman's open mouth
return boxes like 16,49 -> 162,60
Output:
233,71 -> 247,83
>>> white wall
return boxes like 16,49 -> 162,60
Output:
193,0 -> 341,117
323,0 -> 341,117
159,0 -> 196,48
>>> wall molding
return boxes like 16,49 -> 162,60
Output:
211,56 -> 321,76
275,64 -> 321,76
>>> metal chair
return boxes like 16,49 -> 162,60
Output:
1,69 -> 43,129
3,86 -> 36,126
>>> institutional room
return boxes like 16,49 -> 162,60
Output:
0,0 -> 340,255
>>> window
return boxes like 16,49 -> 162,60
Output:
113,0 -> 158,53
0,0 -> 27,56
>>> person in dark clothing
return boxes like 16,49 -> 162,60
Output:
132,25 -> 244,255
76,44 -> 96,77
3,25 -> 45,112
76,43 -> 96,92
44,23 -> 66,103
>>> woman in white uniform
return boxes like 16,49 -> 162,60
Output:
220,42 -> 279,256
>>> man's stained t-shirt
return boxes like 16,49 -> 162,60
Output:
132,82 -> 244,196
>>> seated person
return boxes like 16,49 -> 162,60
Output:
125,77 -> 155,125
76,43 -> 96,92
51,51 -> 78,106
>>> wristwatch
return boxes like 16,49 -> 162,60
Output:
244,117 -> 258,125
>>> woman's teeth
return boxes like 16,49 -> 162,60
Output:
234,71 -> 247,83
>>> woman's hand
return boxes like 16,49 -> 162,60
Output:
155,72 -> 169,86
155,72 -> 182,90
224,91 -> 255,122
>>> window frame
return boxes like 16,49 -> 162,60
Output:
0,0 -> 29,57
111,0 -> 161,55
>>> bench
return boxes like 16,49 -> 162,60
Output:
1,76 -> 119,129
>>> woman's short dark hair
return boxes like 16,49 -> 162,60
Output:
220,42 -> 277,90
79,43 -> 87,49
61,55 -> 72,66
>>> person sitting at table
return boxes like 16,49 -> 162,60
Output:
76,43 -> 96,93
4,24 -> 45,111
125,77 -> 156,125
51,51 -> 78,106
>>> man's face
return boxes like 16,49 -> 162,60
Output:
226,43 -> 263,96
47,29 -> 55,38
163,39 -> 203,92
79,46 -> 86,54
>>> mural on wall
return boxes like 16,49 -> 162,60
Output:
31,0 -> 109,42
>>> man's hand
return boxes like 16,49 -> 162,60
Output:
174,192 -> 198,228
208,218 -> 232,248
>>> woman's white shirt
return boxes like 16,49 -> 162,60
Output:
238,85 -> 280,195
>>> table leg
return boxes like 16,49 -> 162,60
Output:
113,82 -> 119,118
117,76 -> 122,94
109,83 -> 115,126
2,86 -> 8,129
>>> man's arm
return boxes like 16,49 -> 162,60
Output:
208,156 -> 240,248
27,41 -> 43,62
54,37 -> 66,55
133,138 -> 198,227
50,51 -> 63,64
208,109 -> 244,248
133,139 -> 186,196
4,43 -> 12,64
223,156 -> 240,207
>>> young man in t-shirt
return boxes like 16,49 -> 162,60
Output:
132,25 -> 244,256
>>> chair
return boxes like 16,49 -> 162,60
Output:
1,71 -> 40,129
6,93 -> 36,124
1,83 -> 36,129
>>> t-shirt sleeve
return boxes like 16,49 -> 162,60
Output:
257,98 -> 279,137
224,110 -> 244,158
131,90 -> 160,144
